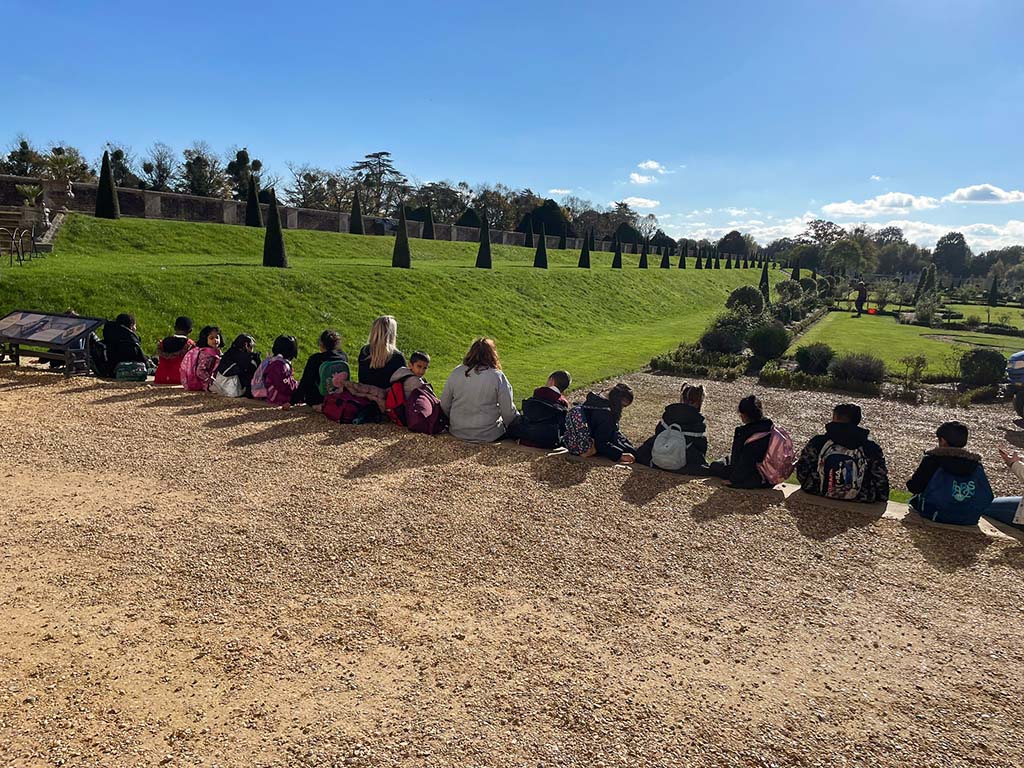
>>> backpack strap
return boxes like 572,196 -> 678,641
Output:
744,431 -> 771,445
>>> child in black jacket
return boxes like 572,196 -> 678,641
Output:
582,383 -> 637,463
710,395 -> 774,488
634,382 -> 709,473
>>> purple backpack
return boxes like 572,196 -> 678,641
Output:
406,385 -> 446,435
745,425 -> 796,485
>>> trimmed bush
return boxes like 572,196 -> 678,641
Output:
612,238 -> 622,269
475,215 -> 491,269
392,204 -> 411,268
828,353 -> 886,384
349,189 -> 364,235
651,343 -> 747,381
815,277 -> 830,296
558,223 -> 567,250
455,208 -> 482,228
794,342 -> 835,375
772,303 -> 793,324
95,150 -> 120,220
749,323 -> 790,361
245,173 -> 263,227
639,239 -> 649,269
534,222 -> 548,268
422,205 -> 435,239
660,249 -> 671,269
700,327 -> 745,354
262,190 -> 287,268
799,277 -> 818,295
524,217 -> 534,249
578,229 -> 591,268
759,261 -> 770,303
726,285 -> 765,315
775,280 -> 803,303
959,348 -> 1007,388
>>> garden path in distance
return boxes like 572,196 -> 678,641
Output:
2,368 -> 1023,767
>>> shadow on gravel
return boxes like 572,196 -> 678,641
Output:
1003,429 -> 1024,449
227,412 -> 338,447
900,518 -> 993,572
621,467 -> 696,506
90,386 -> 170,405
345,436 -> 470,479
688,485 -> 785,522
785,494 -> 886,541
531,456 -> 592,488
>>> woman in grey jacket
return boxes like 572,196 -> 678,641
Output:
441,337 -> 518,443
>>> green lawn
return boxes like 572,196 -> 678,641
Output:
0,215 -> 781,394
945,303 -> 1024,329
788,311 -> 1024,376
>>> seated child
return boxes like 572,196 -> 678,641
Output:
253,335 -> 300,408
154,316 -> 195,384
985,448 -> 1024,529
634,383 -> 709,473
906,421 -> 994,525
181,325 -> 223,391
212,334 -> 261,397
796,403 -> 889,502
709,395 -> 779,488
384,351 -> 445,433
292,329 -> 348,407
518,370 -> 572,449
564,382 -> 636,463
100,313 -> 148,377
389,350 -> 435,398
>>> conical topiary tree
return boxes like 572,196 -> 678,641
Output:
524,217 -> 534,249
422,204 -> 435,240
95,150 -> 120,219
475,214 -> 492,269
534,222 -> 548,268
558,221 -> 567,250
245,173 -> 263,227
679,243 -> 688,269
660,247 -> 671,269
262,190 -> 287,268
705,248 -> 713,270
759,260 -> 770,305
639,239 -> 649,269
725,253 -> 733,269
392,204 -> 411,268
612,237 -> 622,269
714,249 -> 721,269
349,189 -> 364,235
589,229 -> 596,251
578,229 -> 591,268
790,257 -> 801,281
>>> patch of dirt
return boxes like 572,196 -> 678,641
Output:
1,368 -> 1023,767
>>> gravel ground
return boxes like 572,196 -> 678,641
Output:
2,367 -> 1024,767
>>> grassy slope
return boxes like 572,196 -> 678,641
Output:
1,215 -> 782,394
788,311 -> 1024,375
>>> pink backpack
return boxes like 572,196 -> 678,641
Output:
250,355 -> 274,399
745,425 -> 796,486
180,347 -> 220,391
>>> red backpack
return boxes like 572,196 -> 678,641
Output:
384,375 -> 415,426
322,390 -> 372,424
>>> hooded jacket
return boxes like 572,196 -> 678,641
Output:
216,346 -> 262,397
581,391 -> 636,462
797,421 -> 890,502
389,366 -> 429,399
635,402 -> 708,471
907,446 -> 984,495
154,335 -> 196,384
518,386 -> 570,449
101,320 -> 147,376
292,349 -> 348,406
711,418 -> 774,488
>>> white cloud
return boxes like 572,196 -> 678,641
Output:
637,159 -> 674,175
666,213 -> 816,244
686,208 -> 712,218
942,183 -> 1024,204
822,192 -> 939,218
720,207 -> 759,217
870,175 -> 882,181
548,188 -> 572,195
660,213 -> 673,219
629,172 -> 656,185
884,218 -> 1024,251
620,196 -> 660,209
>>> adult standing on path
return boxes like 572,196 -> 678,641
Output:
854,281 -> 868,317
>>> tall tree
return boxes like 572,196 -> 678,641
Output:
225,148 -> 263,200
95,150 -> 120,219
0,137 -> 45,176
534,222 -> 549,269
988,276 -> 999,323
759,261 -> 770,304
392,204 -> 412,268
103,144 -> 141,188
245,172 -> 263,227
475,215 -> 491,269
933,232 -> 971,276
349,188 -> 364,235
140,142 -> 177,192
578,228 -> 591,268
790,256 -> 801,281
717,229 -> 748,258
177,142 -> 227,197
349,151 -> 408,217
612,237 -> 622,269
262,190 -> 287,268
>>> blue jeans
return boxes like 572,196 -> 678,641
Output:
985,497 -> 1024,529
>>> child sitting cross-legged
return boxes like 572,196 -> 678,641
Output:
906,421 -> 994,525
517,370 -> 572,449
634,383 -> 709,473
154,316 -> 195,385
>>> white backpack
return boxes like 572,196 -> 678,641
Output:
651,420 -> 701,471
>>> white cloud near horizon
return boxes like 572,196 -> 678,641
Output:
548,188 -> 571,195
870,174 -> 882,181
942,183 -> 1024,204
637,159 -> 674,175
620,196 -> 660,209
629,172 -> 656,185
822,191 -> 939,218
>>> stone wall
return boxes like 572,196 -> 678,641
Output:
0,174 -> 639,252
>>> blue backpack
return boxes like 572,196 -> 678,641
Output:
918,464 -> 994,526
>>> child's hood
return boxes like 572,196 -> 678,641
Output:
389,366 -> 418,384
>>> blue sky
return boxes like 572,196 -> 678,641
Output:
7,0 -> 1024,250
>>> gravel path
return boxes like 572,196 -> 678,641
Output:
2,368 -> 1023,767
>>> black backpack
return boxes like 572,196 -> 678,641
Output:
87,333 -> 111,377
518,397 -> 568,448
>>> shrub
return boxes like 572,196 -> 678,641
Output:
794,342 -> 835,375
245,173 -> 263,227
828,353 -> 886,384
799,277 -> 818,295
748,323 -> 790,360
964,314 -> 982,330
651,343 -> 746,380
349,189 -> 364,234
815,277 -> 831,296
959,348 -> 1007,388
775,280 -> 802,303
915,296 -> 940,326
772,303 -> 793,324
700,327 -> 745,354
726,285 -> 765,314
392,204 -> 411,268
262,190 -> 287,268
95,150 -> 120,220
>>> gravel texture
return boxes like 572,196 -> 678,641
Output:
1,367 -> 1023,767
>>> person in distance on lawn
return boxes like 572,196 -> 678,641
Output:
154,316 -> 195,385
441,337 -> 518,443
710,395 -> 774,488
634,382 -> 709,473
577,382 -> 637,463
854,281 -> 868,317
796,403 -> 889,502
518,370 -> 572,449
292,329 -> 348,407
906,421 -> 993,525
